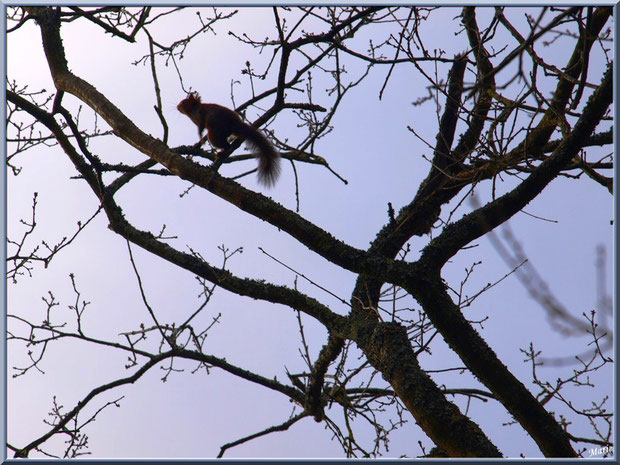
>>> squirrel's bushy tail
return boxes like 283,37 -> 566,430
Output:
236,124 -> 281,187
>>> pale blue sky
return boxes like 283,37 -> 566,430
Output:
5,5 -> 615,459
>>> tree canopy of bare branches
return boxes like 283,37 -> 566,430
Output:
6,6 -> 614,459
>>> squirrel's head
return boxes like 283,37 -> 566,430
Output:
177,92 -> 202,115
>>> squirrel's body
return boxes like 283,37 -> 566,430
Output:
177,93 -> 281,187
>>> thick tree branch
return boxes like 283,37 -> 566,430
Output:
8,89 -> 347,335
353,321 -> 502,457
16,7 -> 611,458
419,62 -> 613,270
406,275 -> 577,457
23,7 -> 507,457
26,6 -> 432,300
403,66 -> 613,458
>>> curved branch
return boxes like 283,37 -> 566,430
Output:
25,6 -> 427,299
14,352 -> 170,457
13,348 -> 305,458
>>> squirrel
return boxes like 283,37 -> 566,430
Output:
177,92 -> 281,187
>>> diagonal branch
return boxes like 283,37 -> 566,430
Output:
14,348 -> 305,458
8,88 -> 347,335
419,62 -> 613,270
405,65 -> 613,458
13,352 -> 170,457
353,320 -> 503,457
25,6 -> 427,297
217,412 -> 311,458
304,333 -> 345,421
